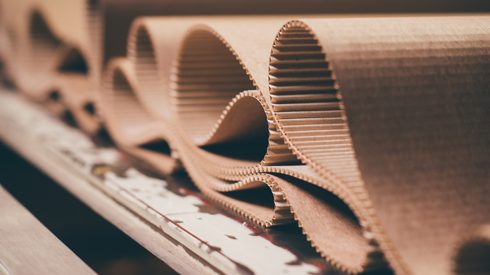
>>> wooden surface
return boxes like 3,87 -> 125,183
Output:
0,93 -> 219,274
0,186 -> 95,275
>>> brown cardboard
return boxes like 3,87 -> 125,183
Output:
1,2 -> 489,274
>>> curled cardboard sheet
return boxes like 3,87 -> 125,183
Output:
98,16 -> 490,275
0,0 -> 98,133
293,17 -> 490,275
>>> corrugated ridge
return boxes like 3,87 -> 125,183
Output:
269,21 -> 386,271
127,24 -> 167,113
270,23 -> 361,184
170,29 -> 298,165
170,30 -> 255,143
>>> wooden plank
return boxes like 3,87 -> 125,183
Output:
0,93 -> 219,275
0,186 -> 95,275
